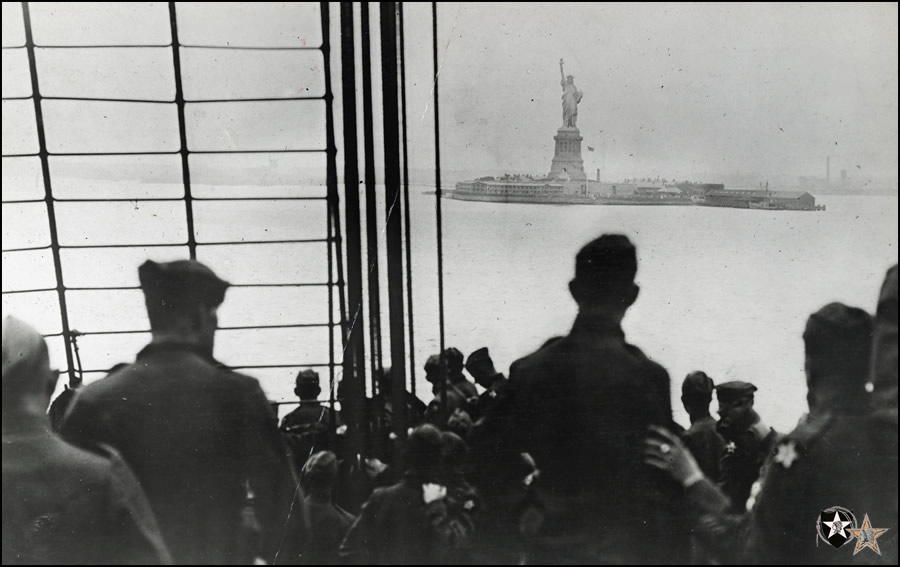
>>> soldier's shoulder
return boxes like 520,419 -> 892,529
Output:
510,336 -> 568,376
216,366 -> 265,391
623,342 -> 669,377
49,435 -> 123,479
785,413 -> 834,449
684,418 -> 718,440
765,413 -> 834,473
71,361 -> 135,401
370,481 -> 409,504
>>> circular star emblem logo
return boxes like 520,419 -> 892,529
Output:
816,506 -> 857,549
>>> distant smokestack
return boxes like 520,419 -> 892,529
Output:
826,156 -> 831,185
597,168 -> 600,181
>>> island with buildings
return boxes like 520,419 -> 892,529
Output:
448,60 -> 823,211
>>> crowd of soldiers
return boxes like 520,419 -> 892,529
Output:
2,235 -> 897,565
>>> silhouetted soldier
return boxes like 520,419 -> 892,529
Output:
715,381 -> 779,513
377,366 -> 427,432
424,354 -> 474,420
281,369 -> 331,472
2,316 -> 171,565
340,424 -> 475,564
871,264 -> 898,423
647,302 -> 891,564
681,371 -> 725,481
492,234 -> 690,564
291,451 -> 355,565
439,431 -> 481,563
465,347 -> 508,421
870,265 -> 898,563
443,347 -> 479,400
60,260 -> 293,565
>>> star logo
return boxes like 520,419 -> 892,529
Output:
847,514 -> 889,556
816,506 -> 857,549
724,441 -> 737,454
773,441 -> 798,469
824,511 -> 850,538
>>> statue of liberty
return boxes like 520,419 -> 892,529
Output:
559,58 -> 583,128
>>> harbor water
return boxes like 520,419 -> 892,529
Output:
3,190 -> 897,432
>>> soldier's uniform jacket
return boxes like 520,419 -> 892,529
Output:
688,410 -> 896,564
474,376 -> 508,421
281,404 -> 332,436
339,473 -> 475,565
60,342 -> 293,565
2,416 -> 172,565
280,403 -> 332,474
449,374 -> 479,401
490,315 -> 691,564
293,496 -> 355,565
682,415 -> 725,482
428,381 -> 474,417
718,424 -> 779,513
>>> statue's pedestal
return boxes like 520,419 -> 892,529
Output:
548,127 -> 586,180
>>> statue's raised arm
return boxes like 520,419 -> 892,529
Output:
559,58 -> 566,85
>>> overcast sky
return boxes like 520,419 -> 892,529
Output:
3,2 -> 897,184
403,2 -> 899,182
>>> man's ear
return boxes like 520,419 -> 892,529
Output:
625,284 -> 640,307
569,279 -> 584,304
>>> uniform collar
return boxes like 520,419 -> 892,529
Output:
486,374 -> 507,389
570,313 -> 625,339
137,341 -> 219,364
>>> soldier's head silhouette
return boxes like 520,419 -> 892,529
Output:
139,260 -> 230,357
2,316 -> 57,416
803,302 -> 873,414
294,369 -> 321,401
682,371 -> 715,419
569,234 -> 639,322
715,381 -> 757,429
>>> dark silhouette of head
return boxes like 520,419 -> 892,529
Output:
803,302 -> 873,414
445,408 -> 474,440
442,347 -> 465,378
440,430 -> 469,484
682,371 -> 715,420
139,260 -> 229,356
569,235 -> 639,321
405,424 -> 443,481
2,316 -> 58,418
294,369 -> 321,401
424,354 -> 447,386
716,381 -> 757,430
465,347 -> 503,389
302,450 -> 339,499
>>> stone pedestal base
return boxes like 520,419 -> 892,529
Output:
548,127 -> 587,181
